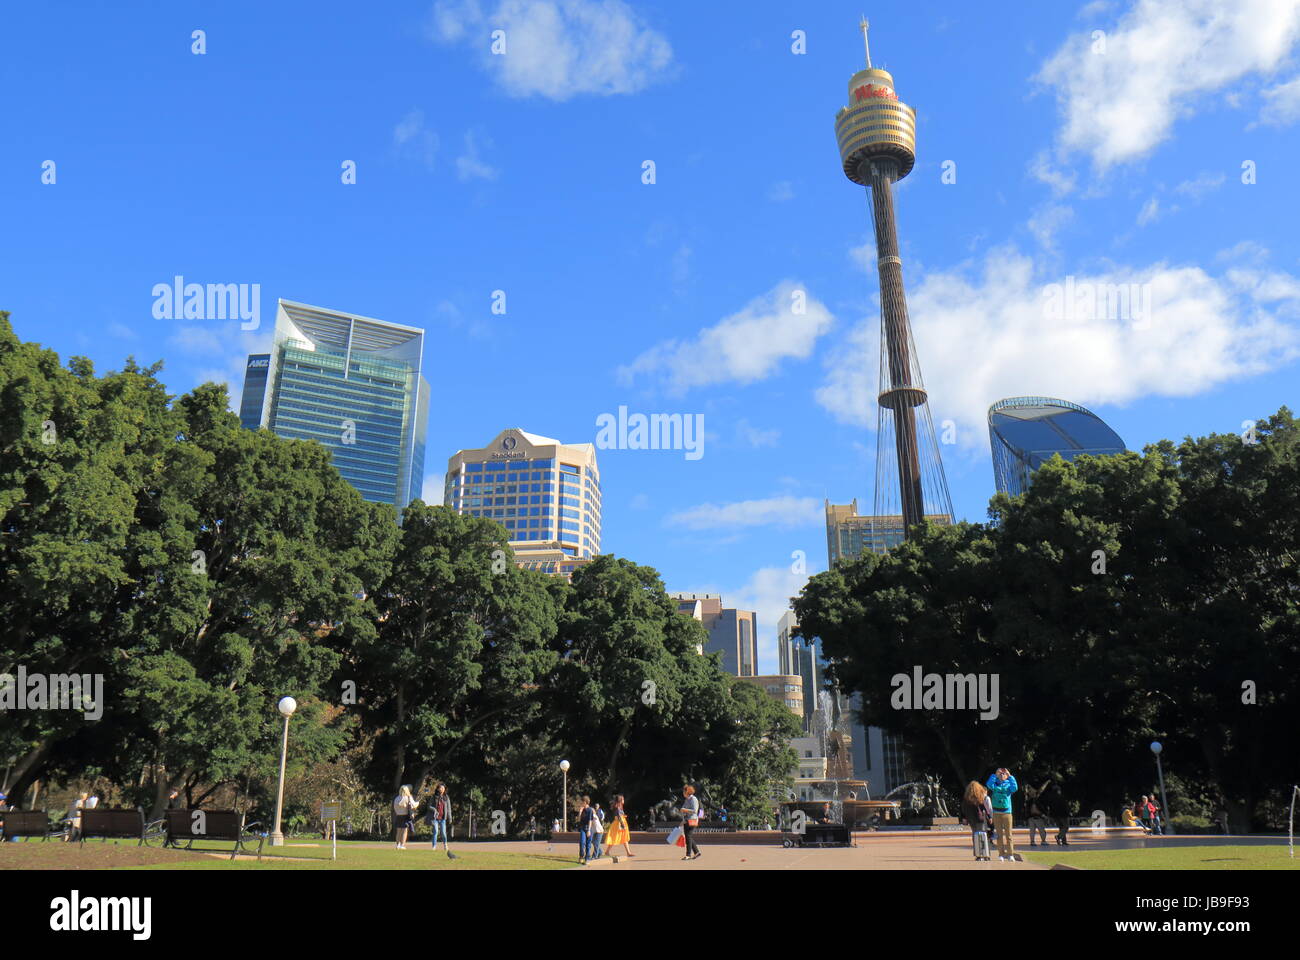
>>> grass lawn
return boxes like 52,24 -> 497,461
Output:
1020,844 -> 1298,870
2,837 -> 575,871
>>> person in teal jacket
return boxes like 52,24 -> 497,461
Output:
986,768 -> 1019,861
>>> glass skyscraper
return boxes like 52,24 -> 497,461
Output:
988,397 -> 1126,497
239,299 -> 430,513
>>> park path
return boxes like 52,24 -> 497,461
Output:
424,834 -> 1057,870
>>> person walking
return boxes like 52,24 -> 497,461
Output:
426,783 -> 453,857
605,794 -> 634,863
1135,795 -> 1151,832
577,796 -> 596,864
961,780 -> 993,861
1040,782 -> 1071,846
986,767 -> 1019,861
392,785 -> 418,850
679,784 -> 702,861
589,802 -> 606,861
1145,795 -> 1163,835
1025,782 -> 1049,847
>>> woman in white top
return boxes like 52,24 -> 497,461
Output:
393,785 -> 419,850
64,792 -> 88,842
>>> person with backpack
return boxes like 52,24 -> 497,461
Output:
962,780 -> 993,861
986,767 -> 1020,861
426,783 -> 453,858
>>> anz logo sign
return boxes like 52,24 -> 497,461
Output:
247,357 -> 270,370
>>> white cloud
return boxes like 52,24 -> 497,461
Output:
619,281 -> 834,394
394,109 -> 439,170
671,243 -> 692,288
177,323 -> 274,411
108,321 -> 136,340
430,0 -> 674,101
815,246 -> 1300,448
421,473 -> 445,505
682,565 -> 812,674
735,418 -> 780,448
170,325 -> 225,355
1028,203 -> 1074,249
1136,196 -> 1161,226
1028,150 -> 1077,196
767,180 -> 795,202
1174,171 -> 1226,199
849,239 -> 875,273
1037,0 -> 1300,169
1259,73 -> 1300,125
456,130 -> 498,181
666,496 -> 821,531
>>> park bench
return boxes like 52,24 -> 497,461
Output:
163,809 -> 264,860
1,809 -> 51,841
80,807 -> 145,845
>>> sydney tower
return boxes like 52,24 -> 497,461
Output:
834,17 -> 952,538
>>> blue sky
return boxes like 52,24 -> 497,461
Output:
4,1 -> 1299,672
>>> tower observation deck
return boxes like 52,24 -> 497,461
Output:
834,17 -> 951,539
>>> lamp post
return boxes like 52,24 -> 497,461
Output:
1150,741 -> 1173,835
559,760 -> 570,832
268,696 -> 297,847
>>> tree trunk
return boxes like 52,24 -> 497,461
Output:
147,767 -> 191,820
4,738 -> 55,808
606,716 -> 634,790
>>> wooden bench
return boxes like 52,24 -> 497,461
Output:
1,809 -> 51,841
80,808 -> 145,845
164,809 -> 264,860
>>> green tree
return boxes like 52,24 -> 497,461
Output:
794,410 -> 1300,829
354,502 -> 559,795
546,556 -> 798,822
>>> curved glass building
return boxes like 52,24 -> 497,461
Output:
988,397 -> 1126,496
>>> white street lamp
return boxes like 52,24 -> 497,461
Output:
1150,741 -> 1173,835
559,760 -> 570,832
269,696 -> 297,847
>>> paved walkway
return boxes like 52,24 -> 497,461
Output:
334,831 -> 1280,870
487,834 -> 1057,870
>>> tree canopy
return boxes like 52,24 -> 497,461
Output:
794,409 -> 1300,831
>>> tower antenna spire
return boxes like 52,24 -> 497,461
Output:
860,15 -> 872,68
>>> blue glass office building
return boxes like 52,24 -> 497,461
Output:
988,397 -> 1126,497
239,300 -> 430,512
